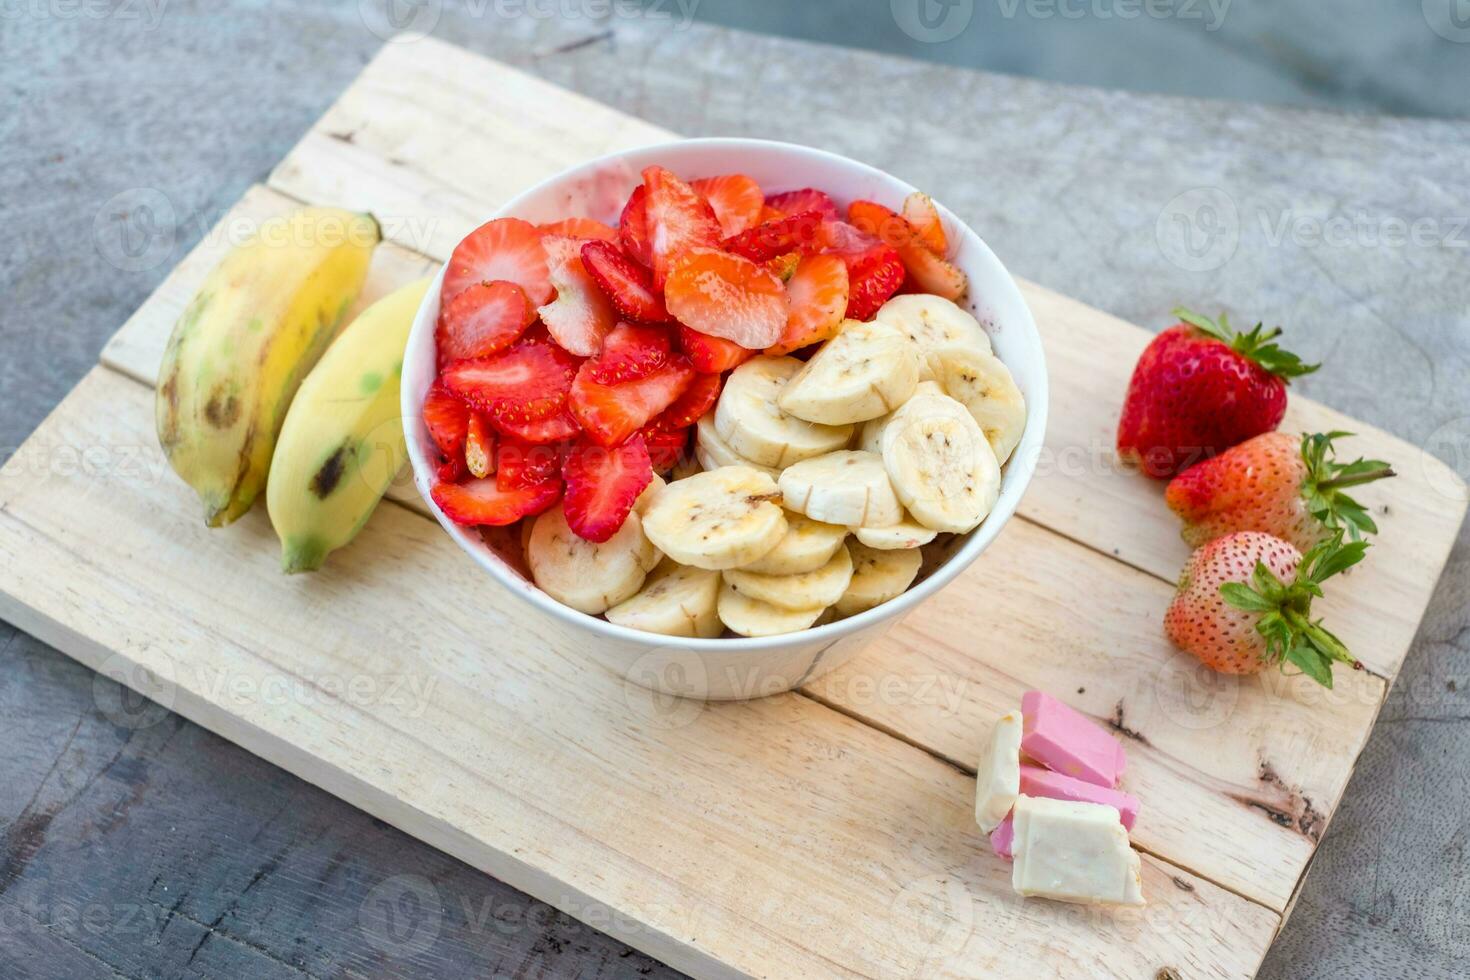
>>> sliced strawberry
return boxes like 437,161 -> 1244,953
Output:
432,476 -> 562,527
618,184 -> 653,268
839,244 -> 905,321
561,437 -> 654,543
423,380 -> 471,458
537,217 -> 619,242
902,192 -> 948,255
848,199 -> 967,301
537,235 -> 616,357
440,339 -> 581,424
638,422 -> 690,472
663,247 -> 788,349
657,372 -> 722,429
437,455 -> 468,483
465,413 -> 495,479
721,210 -> 826,263
691,174 -> 764,238
767,253 -> 850,355
491,407 -> 582,444
756,204 -> 786,224
764,188 -> 839,221
676,324 -> 756,374
587,323 -> 673,385
443,217 -> 552,306
436,280 -> 535,364
497,439 -> 564,491
569,356 -> 696,448
580,240 -> 671,324
642,165 -> 722,289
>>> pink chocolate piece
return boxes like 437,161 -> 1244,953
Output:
1019,765 -> 1140,830
990,816 -> 1014,859
1020,690 -> 1126,788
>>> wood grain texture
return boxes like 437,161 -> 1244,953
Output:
0,367 -> 1280,980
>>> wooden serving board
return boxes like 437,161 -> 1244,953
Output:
3,36 -> 1465,979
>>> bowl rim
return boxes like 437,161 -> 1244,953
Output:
402,136 -> 1050,653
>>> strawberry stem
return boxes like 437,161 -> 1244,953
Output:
1299,432 -> 1395,540
1173,307 -> 1319,382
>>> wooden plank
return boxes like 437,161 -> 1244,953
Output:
262,36 -> 1465,683
0,367 -> 1279,980
804,518 -> 1386,910
95,185 -> 1379,910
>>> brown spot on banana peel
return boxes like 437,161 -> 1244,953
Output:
310,442 -> 352,500
203,382 -> 241,429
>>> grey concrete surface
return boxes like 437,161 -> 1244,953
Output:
2,3 -> 1469,978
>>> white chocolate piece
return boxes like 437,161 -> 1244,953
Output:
975,710 -> 1022,833
1010,796 -> 1145,907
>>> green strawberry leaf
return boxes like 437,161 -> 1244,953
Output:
1172,307 -> 1320,381
1285,643 -> 1334,688
1299,432 -> 1394,540
1221,582 -> 1276,612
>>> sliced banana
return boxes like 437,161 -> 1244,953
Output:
641,465 -> 787,570
881,392 -> 1001,533
854,517 -> 937,550
605,558 -> 722,638
714,356 -> 853,468
776,320 -> 921,425
527,504 -> 661,615
635,472 -> 666,515
717,580 -> 826,637
834,542 -> 923,617
874,294 -> 992,381
695,413 -> 781,478
856,381 -> 947,454
779,450 -> 903,529
724,544 -> 853,611
929,345 -> 1027,465
740,511 -> 849,575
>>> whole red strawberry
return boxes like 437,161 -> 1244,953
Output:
1164,530 -> 1366,685
1118,308 -> 1318,478
1167,431 -> 1394,551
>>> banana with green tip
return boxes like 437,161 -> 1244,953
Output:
156,206 -> 380,526
266,277 -> 431,573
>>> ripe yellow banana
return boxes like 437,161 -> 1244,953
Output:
156,207 -> 380,526
267,277 -> 432,573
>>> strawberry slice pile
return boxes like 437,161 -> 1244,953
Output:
424,168 -> 971,542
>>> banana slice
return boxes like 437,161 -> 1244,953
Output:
714,356 -> 853,468
717,580 -> 826,637
776,321 -> 922,425
641,466 -> 788,570
527,504 -> 661,615
635,472 -> 666,515
605,558 -> 723,638
741,511 -> 849,575
856,381 -> 947,454
779,450 -> 903,529
881,392 -> 1001,533
874,294 -> 992,381
834,542 -> 923,617
695,413 -> 781,478
929,345 -> 1027,465
854,517 -> 937,550
725,544 -> 853,611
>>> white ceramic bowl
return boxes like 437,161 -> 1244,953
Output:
403,138 -> 1047,700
